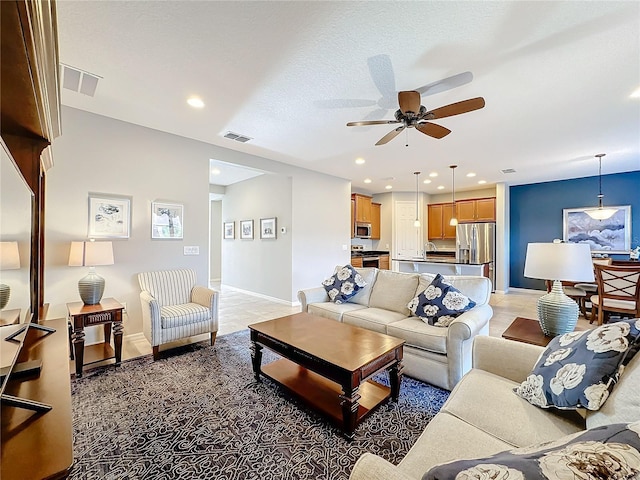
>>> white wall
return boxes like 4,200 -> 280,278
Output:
209,200 -> 222,282
46,107 -> 212,341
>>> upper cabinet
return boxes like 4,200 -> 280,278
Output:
370,202 -> 381,239
456,197 -> 496,223
352,193 -> 372,223
428,203 -> 457,240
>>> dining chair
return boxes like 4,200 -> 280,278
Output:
590,264 -> 640,325
575,257 -> 613,316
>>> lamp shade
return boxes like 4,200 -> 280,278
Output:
524,242 -> 594,283
68,241 -> 114,267
0,241 -> 20,270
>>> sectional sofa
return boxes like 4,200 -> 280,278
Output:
297,268 -> 493,390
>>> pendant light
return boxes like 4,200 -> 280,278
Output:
413,172 -> 421,227
449,165 -> 458,226
586,154 -> 617,220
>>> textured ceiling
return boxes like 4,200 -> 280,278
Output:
56,1 -> 640,194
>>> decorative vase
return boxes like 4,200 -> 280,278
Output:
537,280 -> 579,337
78,267 -> 105,305
0,283 -> 10,310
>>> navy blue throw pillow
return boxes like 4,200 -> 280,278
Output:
321,265 -> 366,304
407,274 -> 476,327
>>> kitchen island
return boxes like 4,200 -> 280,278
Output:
393,256 -> 491,278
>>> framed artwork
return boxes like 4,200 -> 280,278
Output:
563,205 -> 631,254
152,202 -> 184,239
88,193 -> 131,239
223,221 -> 235,239
240,220 -> 254,239
260,217 -> 277,239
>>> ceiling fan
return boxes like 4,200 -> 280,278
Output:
346,91 -> 485,146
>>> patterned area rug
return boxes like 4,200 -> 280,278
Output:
70,329 -> 449,480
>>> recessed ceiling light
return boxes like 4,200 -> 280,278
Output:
466,172 -> 476,177
437,185 -> 445,190
630,86 -> 640,98
478,180 -> 487,184
385,185 -> 393,190
211,168 -> 221,175
355,157 -> 365,165
423,179 -> 432,184
429,172 -> 438,177
364,178 -> 372,184
187,96 -> 205,108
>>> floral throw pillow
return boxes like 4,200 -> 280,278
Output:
423,422 -> 640,480
321,265 -> 366,304
514,319 -> 640,411
407,274 -> 476,327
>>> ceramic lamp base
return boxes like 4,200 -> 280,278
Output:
0,283 -> 9,310
78,268 -> 105,305
537,280 -> 579,337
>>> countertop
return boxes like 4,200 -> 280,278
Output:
351,250 -> 390,257
394,257 -> 491,265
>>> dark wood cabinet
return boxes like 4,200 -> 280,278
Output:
428,203 -> 456,240
457,197 -> 496,223
352,194 -> 372,223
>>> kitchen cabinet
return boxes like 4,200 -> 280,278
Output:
379,255 -> 390,270
351,256 -> 363,268
370,203 -> 381,239
352,194 -> 372,223
456,197 -> 496,223
427,203 -> 456,240
351,198 -> 355,238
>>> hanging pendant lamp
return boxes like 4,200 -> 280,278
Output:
414,172 -> 421,227
449,165 -> 458,226
586,154 -> 617,220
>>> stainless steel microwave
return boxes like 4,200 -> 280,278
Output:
354,222 -> 372,238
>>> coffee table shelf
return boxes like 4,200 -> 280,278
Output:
262,358 -> 390,426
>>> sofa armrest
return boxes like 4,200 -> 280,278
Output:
472,335 -> 545,383
191,285 -> 219,331
349,453 -> 416,480
140,290 -> 161,346
297,287 -> 330,312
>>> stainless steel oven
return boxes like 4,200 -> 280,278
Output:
362,256 -> 379,268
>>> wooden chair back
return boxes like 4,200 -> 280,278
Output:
592,264 -> 640,324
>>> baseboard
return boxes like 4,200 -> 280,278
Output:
221,284 -> 300,307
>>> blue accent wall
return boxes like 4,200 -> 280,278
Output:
510,170 -> 640,290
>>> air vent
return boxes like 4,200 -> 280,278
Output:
224,131 -> 253,143
61,64 -> 101,97
501,168 -> 516,174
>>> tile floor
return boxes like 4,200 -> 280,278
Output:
118,283 -> 596,363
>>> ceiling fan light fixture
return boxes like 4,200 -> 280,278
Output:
585,154 -> 617,220
449,165 -> 458,226
414,172 -> 421,228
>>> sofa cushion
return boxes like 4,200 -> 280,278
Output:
307,302 -> 367,322
387,317 -> 448,354
587,347 -> 640,429
408,274 -> 476,327
443,369 -> 584,448
351,267 -> 378,306
514,319 -> 640,411
342,308 -> 408,334
417,273 -> 491,307
368,270 -> 419,316
160,303 -> 211,328
423,422 -> 640,480
322,265 -> 366,304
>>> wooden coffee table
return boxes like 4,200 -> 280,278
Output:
249,312 -> 404,439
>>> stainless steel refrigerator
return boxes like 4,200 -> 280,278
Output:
456,223 -> 496,288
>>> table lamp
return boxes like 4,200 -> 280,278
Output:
524,241 -> 594,336
0,241 -> 21,310
68,240 -> 114,305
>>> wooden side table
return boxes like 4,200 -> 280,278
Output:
501,317 -> 553,347
67,298 -> 124,377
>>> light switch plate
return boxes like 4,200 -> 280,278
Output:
184,246 -> 199,255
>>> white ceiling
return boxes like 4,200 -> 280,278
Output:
56,1 -> 640,195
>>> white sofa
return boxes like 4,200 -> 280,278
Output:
297,268 -> 493,390
138,269 -> 218,360
349,334 -> 640,479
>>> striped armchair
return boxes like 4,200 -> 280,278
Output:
138,269 -> 218,360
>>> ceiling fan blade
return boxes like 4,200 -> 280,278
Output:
375,126 -> 405,146
398,91 -> 421,114
415,72 -> 474,96
416,122 -> 451,139
347,119 -> 400,127
426,97 -> 485,120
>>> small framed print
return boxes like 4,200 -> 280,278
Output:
260,217 -> 277,239
240,220 -> 254,239
223,221 -> 235,239
152,202 -> 184,239
88,193 -> 132,239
